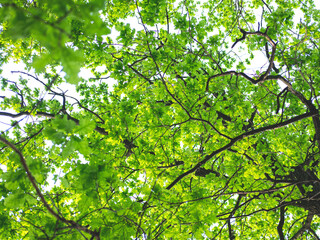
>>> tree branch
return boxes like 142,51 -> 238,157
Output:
0,111 -> 108,136
208,28 -> 320,149
0,136 -> 100,239
290,212 -> 313,240
277,206 -> 285,240
166,111 -> 316,190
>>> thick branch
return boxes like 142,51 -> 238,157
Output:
207,75 -> 320,149
166,111 -> 316,190
309,228 -> 320,240
290,212 -> 313,240
0,136 -> 100,239
277,206 -> 285,240
227,195 -> 241,239
208,28 -> 320,149
227,219 -> 235,240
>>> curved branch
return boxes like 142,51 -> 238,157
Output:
166,111 -> 316,190
190,117 -> 231,139
309,228 -> 320,240
0,136 -> 100,239
207,28 -> 320,149
290,212 -> 313,240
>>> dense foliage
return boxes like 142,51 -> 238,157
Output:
1,0 -> 320,239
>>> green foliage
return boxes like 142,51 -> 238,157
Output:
0,0 -> 320,239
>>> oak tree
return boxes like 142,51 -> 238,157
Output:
0,0 -> 320,239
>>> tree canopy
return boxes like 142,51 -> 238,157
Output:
1,0 -> 320,239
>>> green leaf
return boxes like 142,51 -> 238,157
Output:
43,127 -> 66,144
51,115 -> 77,133
74,118 -> 96,135
4,192 -> 25,209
